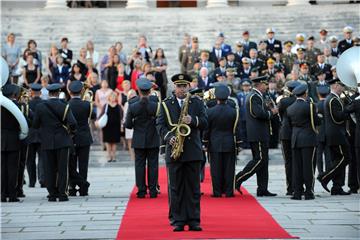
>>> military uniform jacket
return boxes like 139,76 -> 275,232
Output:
281,52 -> 297,74
324,93 -> 349,146
287,99 -> 320,148
305,47 -> 322,65
316,99 -> 326,143
311,63 -> 333,80
1,105 -> 21,151
245,89 -> 272,142
182,49 -> 200,74
27,97 -> 43,144
266,39 -> 282,54
68,98 -> 95,146
203,102 -> 240,152
156,95 -> 208,163
125,97 -> 160,149
345,99 -> 360,147
278,96 -> 296,140
33,98 -> 77,150
338,39 -> 353,55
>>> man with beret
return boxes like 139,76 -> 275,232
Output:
315,85 -> 331,177
67,81 -> 95,196
179,33 -> 191,74
281,41 -> 297,75
305,36 -> 322,66
287,83 -> 320,200
235,76 -> 278,197
265,28 -> 282,54
234,41 -> 245,65
316,28 -> 330,52
181,37 -> 200,75
242,30 -> 257,58
26,83 -> 45,188
125,78 -> 160,198
338,26 -> 354,54
237,79 -> 252,149
278,80 -> 301,195
157,73 -> 207,231
318,79 -> 351,195
203,84 -> 240,198
1,84 -> 22,202
33,83 -> 77,201
298,62 -> 315,83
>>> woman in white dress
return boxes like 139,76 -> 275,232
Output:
122,89 -> 137,161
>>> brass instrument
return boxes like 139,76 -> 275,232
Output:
276,87 -> 291,104
81,82 -> 94,102
171,92 -> 191,160
19,86 -> 31,104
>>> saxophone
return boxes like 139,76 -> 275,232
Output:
171,93 -> 191,160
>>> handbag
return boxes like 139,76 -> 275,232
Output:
96,104 -> 108,129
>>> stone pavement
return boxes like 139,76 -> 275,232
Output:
1,145 -> 359,240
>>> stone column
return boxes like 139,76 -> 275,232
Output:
287,0 -> 310,5
126,0 -> 148,8
206,0 -> 228,8
45,0 -> 67,8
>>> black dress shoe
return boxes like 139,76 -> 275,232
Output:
225,194 -> 235,198
79,182 -> 90,196
150,193 -> 157,198
235,181 -> 243,195
1,197 -> 7,202
173,225 -> 184,232
68,190 -> 77,197
48,197 -> 57,202
291,195 -> 302,200
257,190 -> 277,197
29,183 -> 35,188
210,194 -> 222,198
286,191 -> 293,196
8,198 -> 20,202
331,189 -> 351,196
137,194 -> 145,199
189,225 -> 202,231
40,183 -> 46,188
17,192 -> 25,198
305,193 -> 315,200
317,175 -> 330,192
59,196 -> 69,201
349,188 -> 359,194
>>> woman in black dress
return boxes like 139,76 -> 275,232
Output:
23,54 -> 40,88
101,91 -> 123,162
105,55 -> 120,90
153,48 -> 168,99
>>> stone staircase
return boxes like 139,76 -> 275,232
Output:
1,5 -> 359,77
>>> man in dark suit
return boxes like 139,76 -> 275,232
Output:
212,57 -> 227,79
125,78 -> 160,198
346,96 -> 360,193
315,85 -> 331,177
210,40 -> 226,68
68,81 -> 95,196
234,41 -> 245,65
311,54 -> 332,80
238,57 -> 252,80
318,78 -> 351,195
287,84 -> 320,200
338,26 -> 354,55
59,37 -> 73,67
329,36 -> 340,57
235,76 -> 278,197
242,30 -> 257,58
1,84 -> 22,202
218,32 -> 232,56
157,74 -> 207,232
26,83 -> 45,188
278,80 -> 300,195
265,27 -> 282,54
249,49 -> 265,72
203,84 -> 240,197
33,83 -> 77,201
197,67 -> 214,91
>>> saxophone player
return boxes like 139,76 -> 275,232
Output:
156,73 -> 208,232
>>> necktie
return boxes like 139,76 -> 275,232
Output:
180,100 -> 184,108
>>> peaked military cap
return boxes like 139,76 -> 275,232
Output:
30,83 -> 42,91
293,83 -> 308,96
68,80 -> 83,93
46,83 -> 62,92
215,84 -> 230,100
171,73 -> 191,85
136,77 -> 153,90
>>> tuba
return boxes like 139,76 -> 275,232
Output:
171,92 -> 191,160
0,57 -> 29,140
81,82 -> 94,102
336,46 -> 360,98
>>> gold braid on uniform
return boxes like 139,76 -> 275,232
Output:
310,102 -> 319,134
329,98 -> 344,124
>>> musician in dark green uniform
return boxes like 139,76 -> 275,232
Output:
203,84 -> 240,197
157,74 -> 207,232
287,83 -> 320,200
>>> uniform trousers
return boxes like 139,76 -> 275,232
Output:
167,160 -> 201,227
44,147 -> 70,198
69,145 -> 90,192
134,148 -> 159,196
209,152 -> 236,196
26,143 -> 45,186
292,147 -> 316,195
235,141 -> 269,192
281,139 -> 293,193
1,151 -> 20,199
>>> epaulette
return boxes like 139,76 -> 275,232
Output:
128,96 -> 140,104
163,96 -> 174,102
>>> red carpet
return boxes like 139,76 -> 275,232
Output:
116,167 -> 297,239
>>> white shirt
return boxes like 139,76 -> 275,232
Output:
177,97 -> 185,108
